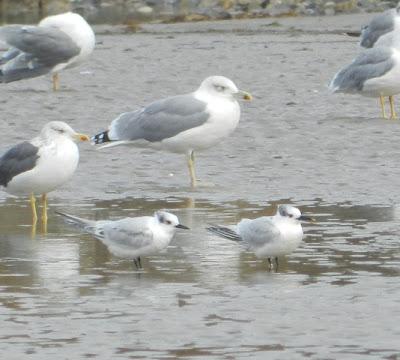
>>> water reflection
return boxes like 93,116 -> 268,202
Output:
1,197 -> 400,358
1,197 -> 399,282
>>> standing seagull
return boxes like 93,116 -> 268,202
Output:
329,44 -> 400,119
92,75 -> 252,187
207,205 -> 314,270
56,210 -> 189,269
0,12 -> 95,90
0,121 -> 89,225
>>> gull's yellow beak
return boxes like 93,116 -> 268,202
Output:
74,133 -> 90,142
238,90 -> 252,101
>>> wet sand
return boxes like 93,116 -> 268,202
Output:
1,13 -> 400,359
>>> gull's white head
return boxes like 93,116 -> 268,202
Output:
154,211 -> 189,232
197,76 -> 252,101
40,121 -> 89,142
277,205 -> 315,222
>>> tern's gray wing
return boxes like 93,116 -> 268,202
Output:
329,47 -> 394,92
108,94 -> 209,142
97,217 -> 154,250
360,9 -> 395,48
0,25 -> 80,82
0,141 -> 39,187
237,217 -> 281,248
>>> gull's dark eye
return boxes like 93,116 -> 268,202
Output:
166,220 -> 172,225
57,129 -> 65,133
215,85 -> 226,92
288,214 -> 293,218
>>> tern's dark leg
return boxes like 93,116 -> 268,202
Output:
133,258 -> 139,270
267,258 -> 273,271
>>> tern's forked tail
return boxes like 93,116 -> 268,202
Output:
56,210 -> 96,232
206,225 -> 242,242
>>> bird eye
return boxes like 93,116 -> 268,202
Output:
166,220 -> 172,225
215,85 -> 225,92
288,214 -> 293,218
57,129 -> 65,133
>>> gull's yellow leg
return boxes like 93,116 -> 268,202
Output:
186,151 -> 197,188
52,73 -> 59,91
30,193 -> 37,224
389,96 -> 397,119
380,96 -> 387,119
41,193 -> 48,233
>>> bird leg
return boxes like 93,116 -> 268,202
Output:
186,150 -> 197,188
275,257 -> 279,271
267,257 -> 273,271
41,193 -> 48,233
138,257 -> 142,269
389,96 -> 397,119
52,73 -> 60,91
30,193 -> 38,224
133,258 -> 140,270
379,96 -> 387,119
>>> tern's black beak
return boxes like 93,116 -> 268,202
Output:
176,224 -> 190,229
298,215 -> 315,222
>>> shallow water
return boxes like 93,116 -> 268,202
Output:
1,14 -> 400,359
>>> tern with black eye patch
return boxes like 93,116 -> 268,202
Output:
56,210 -> 189,270
207,205 -> 314,271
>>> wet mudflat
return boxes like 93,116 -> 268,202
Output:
1,13 -> 400,359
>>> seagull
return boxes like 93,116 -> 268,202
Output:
0,12 -> 95,90
359,5 -> 400,49
329,45 -> 400,119
92,75 -> 252,187
206,205 -> 314,270
56,210 -> 189,269
0,121 -> 89,226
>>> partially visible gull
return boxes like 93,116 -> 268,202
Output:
359,5 -> 400,49
56,210 -> 189,269
207,205 -> 314,271
92,75 -> 252,187
329,45 -> 400,119
0,12 -> 95,90
0,121 -> 89,225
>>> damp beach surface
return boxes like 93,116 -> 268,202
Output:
0,13 -> 400,359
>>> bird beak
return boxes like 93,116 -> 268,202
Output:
237,90 -> 252,101
74,133 -> 90,142
299,215 -> 316,222
175,224 -> 190,229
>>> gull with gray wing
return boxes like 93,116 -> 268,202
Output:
359,6 -> 400,49
0,121 -> 89,227
56,210 -> 189,269
329,44 -> 400,119
207,205 -> 314,270
92,75 -> 252,187
0,12 -> 95,90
